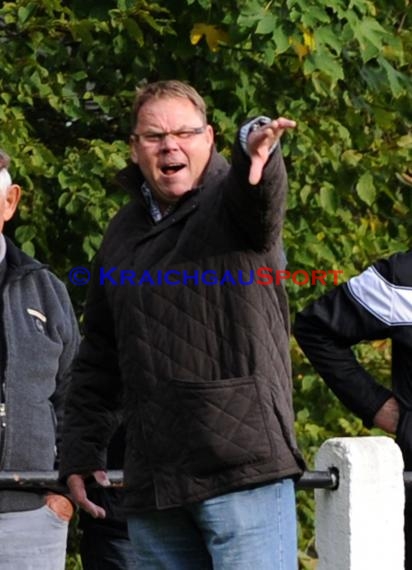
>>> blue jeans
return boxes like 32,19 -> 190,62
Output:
0,505 -> 68,570
128,479 -> 297,570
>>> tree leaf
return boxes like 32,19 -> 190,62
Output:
356,172 -> 376,206
378,56 -> 407,98
190,23 -> 229,51
319,186 -> 338,214
255,13 -> 278,35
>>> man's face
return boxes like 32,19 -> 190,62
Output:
130,97 -> 214,203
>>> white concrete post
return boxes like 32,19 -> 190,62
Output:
315,436 -> 404,570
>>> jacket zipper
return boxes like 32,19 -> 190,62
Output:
0,398 -> 6,468
0,282 -> 6,469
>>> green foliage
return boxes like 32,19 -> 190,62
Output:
0,0 -> 410,566
65,552 -> 82,570
66,512 -> 83,569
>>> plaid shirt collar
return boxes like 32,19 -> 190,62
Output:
140,182 -> 175,223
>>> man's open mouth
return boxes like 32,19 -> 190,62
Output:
161,164 -> 185,175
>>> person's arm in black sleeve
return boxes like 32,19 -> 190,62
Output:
59,255 -> 122,478
294,271 -> 395,428
223,117 -> 295,251
58,254 -> 123,518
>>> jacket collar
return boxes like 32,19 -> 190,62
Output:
4,236 -> 45,275
112,148 -> 228,247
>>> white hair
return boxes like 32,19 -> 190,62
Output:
0,168 -> 12,195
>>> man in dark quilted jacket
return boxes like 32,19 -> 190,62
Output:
60,80 -> 304,569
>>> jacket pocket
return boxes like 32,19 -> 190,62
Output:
149,376 -> 272,477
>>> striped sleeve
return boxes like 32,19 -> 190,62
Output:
347,265 -> 412,326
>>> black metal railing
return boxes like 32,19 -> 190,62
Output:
0,468 -> 337,491
2,468 -> 412,491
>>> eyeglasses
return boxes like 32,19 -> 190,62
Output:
131,126 -> 206,146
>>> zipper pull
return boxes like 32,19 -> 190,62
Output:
0,403 -> 6,427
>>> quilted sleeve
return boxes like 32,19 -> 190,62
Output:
59,255 -> 123,480
221,127 -> 288,252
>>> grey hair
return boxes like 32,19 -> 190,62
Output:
0,149 -> 12,195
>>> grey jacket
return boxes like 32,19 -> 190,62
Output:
0,237 -> 79,512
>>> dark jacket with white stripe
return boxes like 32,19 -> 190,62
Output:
294,250 -> 412,468
59,137 -> 304,513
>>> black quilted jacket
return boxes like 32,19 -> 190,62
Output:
60,136 -> 304,513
